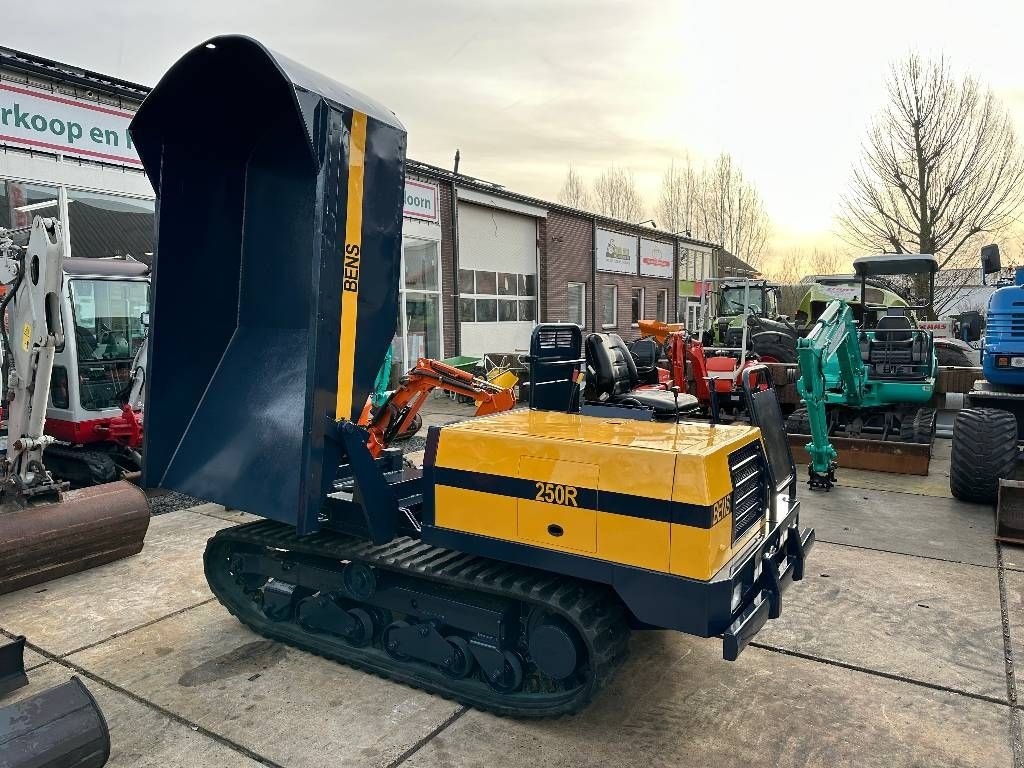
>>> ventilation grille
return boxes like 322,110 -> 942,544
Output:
728,441 -> 767,543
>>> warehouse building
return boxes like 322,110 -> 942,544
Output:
1,46 -> 721,388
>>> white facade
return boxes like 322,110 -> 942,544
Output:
456,197 -> 543,356
1,64 -> 155,262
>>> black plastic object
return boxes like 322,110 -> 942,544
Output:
130,36 -> 407,534
0,636 -> 27,697
0,676 -> 110,768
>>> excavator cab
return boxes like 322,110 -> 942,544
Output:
852,254 -> 937,382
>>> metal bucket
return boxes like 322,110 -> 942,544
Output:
131,36 -> 407,535
996,479 -> 1024,545
0,676 -> 110,768
0,481 -> 149,595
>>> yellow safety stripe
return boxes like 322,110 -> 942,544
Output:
336,110 -> 367,420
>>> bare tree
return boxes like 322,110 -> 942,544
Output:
592,167 -> 645,223
655,157 -> 700,235
764,246 -> 850,285
557,164 -> 592,211
839,54 -> 1024,314
656,153 -> 771,269
698,154 -> 771,268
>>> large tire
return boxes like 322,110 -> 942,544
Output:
950,408 -> 1018,503
935,341 -> 974,367
751,332 -> 797,364
785,407 -> 811,435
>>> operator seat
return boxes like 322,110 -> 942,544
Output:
866,313 -> 928,378
585,333 -> 698,418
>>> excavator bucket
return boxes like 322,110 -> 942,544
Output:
130,36 -> 407,534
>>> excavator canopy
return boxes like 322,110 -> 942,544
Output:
131,36 -> 407,533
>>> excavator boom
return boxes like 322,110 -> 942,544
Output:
364,358 -> 516,456
795,299 -> 866,489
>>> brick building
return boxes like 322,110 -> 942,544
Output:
0,45 -> 723,387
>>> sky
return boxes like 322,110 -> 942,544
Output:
12,0 -> 1024,262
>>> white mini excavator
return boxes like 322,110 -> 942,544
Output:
0,217 -> 149,595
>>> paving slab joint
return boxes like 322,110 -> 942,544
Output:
997,544 -> 1024,767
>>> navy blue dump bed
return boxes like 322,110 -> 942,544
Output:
130,36 -> 407,534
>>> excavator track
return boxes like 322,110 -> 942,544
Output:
204,520 -> 631,718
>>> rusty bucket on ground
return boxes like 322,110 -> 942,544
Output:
0,481 -> 149,596
996,479 -> 1024,545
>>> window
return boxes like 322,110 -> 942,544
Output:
602,285 -> 617,328
0,180 -> 59,230
393,237 -> 443,385
631,287 -> 644,326
475,270 -> 497,295
497,273 -> 518,295
50,366 -> 69,410
498,299 -> 518,321
656,289 -> 668,323
567,282 -> 586,327
460,270 -> 537,324
476,298 -> 497,322
69,278 -> 150,411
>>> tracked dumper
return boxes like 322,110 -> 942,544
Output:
133,36 -> 814,717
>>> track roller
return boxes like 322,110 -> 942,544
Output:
204,520 -> 631,717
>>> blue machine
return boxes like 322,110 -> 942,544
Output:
950,245 -> 1024,506
981,265 -> 1024,387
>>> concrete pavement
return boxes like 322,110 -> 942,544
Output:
1,417 -> 1021,767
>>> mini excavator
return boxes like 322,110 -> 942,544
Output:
0,219 -> 148,595
133,36 -> 814,717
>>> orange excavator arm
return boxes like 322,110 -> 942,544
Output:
361,358 -> 517,457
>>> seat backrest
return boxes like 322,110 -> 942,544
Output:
529,324 -> 583,412
586,333 -> 638,397
874,315 -> 913,342
628,337 -> 659,371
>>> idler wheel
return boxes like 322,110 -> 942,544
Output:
441,636 -> 474,679
346,608 -> 375,647
342,562 -> 376,600
528,617 -> 583,681
484,650 -> 524,693
383,620 -> 412,661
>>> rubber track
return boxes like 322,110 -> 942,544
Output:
205,520 -> 631,718
950,408 -> 1019,503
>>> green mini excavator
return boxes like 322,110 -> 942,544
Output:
790,254 -> 938,489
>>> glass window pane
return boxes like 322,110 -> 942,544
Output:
567,283 -> 585,326
476,298 -> 497,322
459,297 -> 476,322
656,290 -> 667,322
405,293 -> 441,361
67,190 -> 155,262
475,271 -> 497,295
403,239 -> 439,291
497,273 -> 518,295
0,180 -> 60,232
69,278 -> 150,411
499,299 -> 517,321
517,274 -> 529,296
390,307 -> 405,389
602,285 -> 616,327
459,268 -> 475,293
524,274 -> 537,296
631,288 -> 643,324
519,300 -> 536,322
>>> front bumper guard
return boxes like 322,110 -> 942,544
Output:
722,525 -> 815,661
